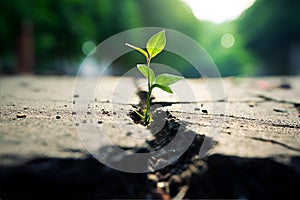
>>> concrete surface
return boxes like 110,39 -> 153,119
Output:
0,75 -> 299,198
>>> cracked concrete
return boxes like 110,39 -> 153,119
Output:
0,75 -> 299,198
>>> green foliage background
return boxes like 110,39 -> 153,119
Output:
0,0 -> 299,76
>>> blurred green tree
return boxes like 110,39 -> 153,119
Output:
0,0 -> 202,75
238,0 -> 300,75
198,21 -> 257,77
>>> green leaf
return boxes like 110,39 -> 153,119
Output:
151,84 -> 173,93
125,43 -> 148,59
155,73 -> 183,86
146,30 -> 166,59
134,110 -> 144,120
137,64 -> 155,84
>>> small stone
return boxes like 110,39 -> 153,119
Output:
273,108 -> 287,113
148,174 -> 159,182
73,94 -> 79,98
126,132 -> 132,136
157,182 -> 165,188
202,109 -> 208,114
87,111 -> 92,115
16,113 -> 26,118
71,111 -> 77,115
102,110 -> 109,115
194,108 -> 200,111
97,120 -> 103,124
56,115 -> 61,119
280,83 -> 291,89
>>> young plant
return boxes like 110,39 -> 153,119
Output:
126,30 -> 183,125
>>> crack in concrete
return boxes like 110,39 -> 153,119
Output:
247,136 -> 300,152
258,94 -> 298,104
255,95 -> 300,118
172,110 -> 300,129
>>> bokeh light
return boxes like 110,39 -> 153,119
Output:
220,33 -> 235,48
82,41 -> 96,56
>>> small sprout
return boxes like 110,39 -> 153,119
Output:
126,30 -> 183,125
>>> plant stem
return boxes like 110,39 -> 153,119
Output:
144,57 -> 151,124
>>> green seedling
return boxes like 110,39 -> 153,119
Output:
126,30 -> 183,125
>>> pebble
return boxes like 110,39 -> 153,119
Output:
280,83 -> 291,89
157,182 -> 165,188
148,174 -> 159,182
273,108 -> 287,113
202,109 -> 208,114
16,113 -> 26,118
56,115 -> 61,119
126,131 -> 132,136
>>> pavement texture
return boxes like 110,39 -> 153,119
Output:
0,75 -> 299,199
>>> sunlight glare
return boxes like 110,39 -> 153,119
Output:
182,0 -> 256,23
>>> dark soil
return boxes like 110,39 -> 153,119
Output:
129,106 -> 211,198
125,91 -> 300,199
